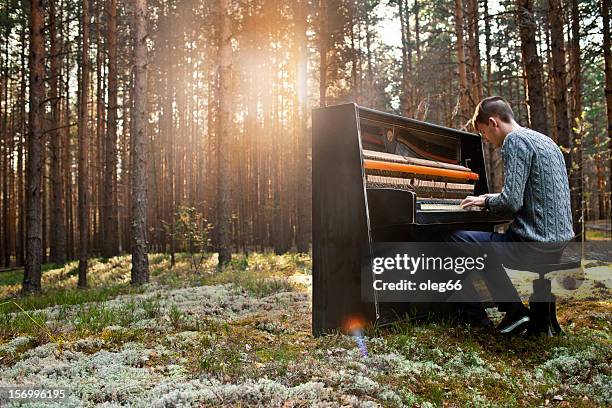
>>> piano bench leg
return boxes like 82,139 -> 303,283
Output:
527,277 -> 563,337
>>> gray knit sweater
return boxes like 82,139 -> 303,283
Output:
486,127 -> 574,242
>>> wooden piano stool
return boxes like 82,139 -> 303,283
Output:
504,261 -> 581,337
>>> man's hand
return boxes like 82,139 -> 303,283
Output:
460,195 -> 486,209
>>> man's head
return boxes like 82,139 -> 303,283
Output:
470,96 -> 519,147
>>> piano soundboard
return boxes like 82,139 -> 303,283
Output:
362,149 -> 481,212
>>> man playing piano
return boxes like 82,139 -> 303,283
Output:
448,96 -> 574,335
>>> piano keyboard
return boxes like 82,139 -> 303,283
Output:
417,199 -> 482,212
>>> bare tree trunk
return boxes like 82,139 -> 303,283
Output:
131,0 -> 150,284
569,0 -> 583,238
466,0 -> 483,104
17,25 -> 26,267
78,0 -> 91,288
120,78 -> 131,253
1,31 -> 9,267
364,9 -> 374,106
94,0 -> 104,254
548,0 -> 573,235
206,65 -> 217,249
216,0 -> 232,267
41,124 -> 47,265
23,0 -> 45,293
548,0 -> 570,149
414,0 -> 422,117
484,0 -> 492,94
319,0 -> 327,107
595,135 -> 606,219
543,12 -> 557,141
103,0 -> 119,257
454,0 -> 470,126
602,0 -> 612,223
62,28 -> 74,261
295,0 -> 310,253
398,0 -> 411,116
516,0 -> 549,134
49,0 -> 67,264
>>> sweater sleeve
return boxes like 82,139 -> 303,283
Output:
487,133 -> 533,214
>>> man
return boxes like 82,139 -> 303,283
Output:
448,96 -> 574,335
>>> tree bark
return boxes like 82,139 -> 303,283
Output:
216,0 -> 232,267
569,0 -> 583,237
131,0 -> 150,284
17,25 -> 26,267
398,0 -> 411,116
23,0 -> 45,293
601,0 -> 612,223
466,0 -> 483,104
49,0 -> 67,264
454,0 -> 470,125
319,0 -> 327,107
295,0 -> 310,253
516,0 -> 549,134
1,27 -> 9,268
548,0 -> 576,236
78,0 -> 91,287
548,0 -> 570,150
103,0 -> 119,257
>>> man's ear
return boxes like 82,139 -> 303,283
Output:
488,117 -> 498,128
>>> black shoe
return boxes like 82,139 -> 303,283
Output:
456,303 -> 492,328
497,309 -> 530,335
472,316 -> 494,329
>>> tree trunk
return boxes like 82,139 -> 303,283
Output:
63,28 -> 74,261
103,0 -> 119,257
49,0 -> 67,264
319,0 -> 327,107
216,0 -> 232,267
17,25 -> 26,267
569,0 -> 583,238
454,0 -> 470,125
23,0 -> 45,293
78,0 -> 91,288
94,0 -> 104,254
601,0 -> 612,223
398,0 -> 411,116
484,0 -> 492,94
1,30 -> 9,268
466,0 -> 483,104
295,0 -> 310,253
548,0 -> 573,233
516,0 -> 549,134
414,0 -> 422,117
131,0 -> 150,284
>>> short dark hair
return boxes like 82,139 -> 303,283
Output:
470,96 -> 515,131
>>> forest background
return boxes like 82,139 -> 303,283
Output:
0,0 -> 610,291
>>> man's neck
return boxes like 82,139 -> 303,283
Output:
500,120 -> 521,137
496,120 -> 522,146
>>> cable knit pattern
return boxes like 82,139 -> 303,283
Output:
487,127 -> 574,242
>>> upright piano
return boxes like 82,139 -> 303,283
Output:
312,103 -> 511,336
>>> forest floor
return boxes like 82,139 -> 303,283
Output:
0,252 -> 610,407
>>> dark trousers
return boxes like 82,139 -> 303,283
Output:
446,229 -> 564,314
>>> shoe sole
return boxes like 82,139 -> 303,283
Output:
499,316 -> 530,334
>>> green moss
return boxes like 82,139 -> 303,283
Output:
0,284 -> 144,314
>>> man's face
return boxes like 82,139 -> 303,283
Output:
476,117 -> 503,147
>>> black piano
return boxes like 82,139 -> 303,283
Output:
312,103 -> 511,336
